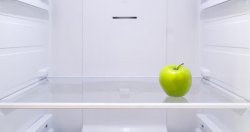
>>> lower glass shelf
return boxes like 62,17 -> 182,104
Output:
0,77 -> 249,109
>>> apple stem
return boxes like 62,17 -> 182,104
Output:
175,63 -> 184,70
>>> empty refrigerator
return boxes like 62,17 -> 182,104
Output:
0,0 -> 250,132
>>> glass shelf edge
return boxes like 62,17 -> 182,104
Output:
0,103 -> 249,109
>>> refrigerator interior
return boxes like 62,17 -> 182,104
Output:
0,0 -> 250,132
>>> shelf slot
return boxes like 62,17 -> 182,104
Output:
112,16 -> 138,19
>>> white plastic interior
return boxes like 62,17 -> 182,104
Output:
0,0 -> 250,132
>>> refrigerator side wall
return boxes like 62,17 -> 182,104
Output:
0,1 -> 49,132
201,0 -> 250,100
200,1 -> 250,131
0,1 -> 49,99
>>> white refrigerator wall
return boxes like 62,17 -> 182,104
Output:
50,0 -> 200,77
200,0 -> 250,131
166,0 -> 200,76
83,0 -> 167,77
0,1 -> 49,132
50,0 -> 83,76
201,0 -> 250,100
0,1 -> 49,99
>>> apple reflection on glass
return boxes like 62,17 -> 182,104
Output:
163,96 -> 189,103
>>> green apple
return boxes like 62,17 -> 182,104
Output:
159,63 -> 192,97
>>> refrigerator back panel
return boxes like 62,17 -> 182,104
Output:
83,0 -> 167,77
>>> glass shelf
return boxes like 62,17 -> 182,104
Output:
0,77 -> 249,109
